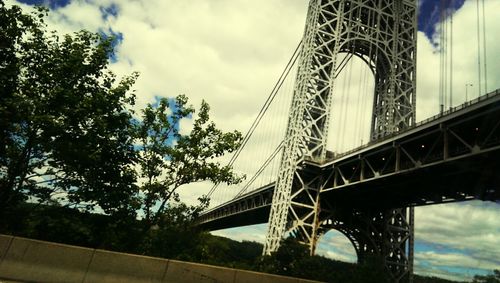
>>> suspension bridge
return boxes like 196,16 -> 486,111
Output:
195,1 -> 497,282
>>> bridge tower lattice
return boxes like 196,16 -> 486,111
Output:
263,1 -> 417,282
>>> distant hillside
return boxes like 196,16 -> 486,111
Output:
1,203 -> 467,283
194,235 -> 465,283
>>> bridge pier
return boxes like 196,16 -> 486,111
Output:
315,204 -> 414,282
264,0 -> 417,281
285,168 -> 325,256
284,164 -> 414,282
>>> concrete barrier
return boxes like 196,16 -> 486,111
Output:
235,269 -> 305,283
0,236 -> 94,283
0,234 -> 322,283
0,235 -> 13,262
164,260 -> 237,283
85,249 -> 169,283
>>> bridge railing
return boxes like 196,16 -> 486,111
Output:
202,182 -> 275,215
331,88 -> 500,161
206,89 -> 500,212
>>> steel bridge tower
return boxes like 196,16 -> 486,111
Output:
264,0 -> 417,282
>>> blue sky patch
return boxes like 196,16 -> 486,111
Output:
16,0 -> 71,9
99,28 -> 123,63
415,241 -> 469,255
100,3 -> 119,21
418,0 -> 465,40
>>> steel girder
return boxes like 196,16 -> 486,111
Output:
320,90 -> 500,201
264,0 -> 418,282
198,184 -> 274,230
201,91 -> 500,237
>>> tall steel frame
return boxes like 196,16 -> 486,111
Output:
264,0 -> 417,282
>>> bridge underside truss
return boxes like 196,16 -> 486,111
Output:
200,94 -> 500,281
264,0 -> 417,282
199,91 -> 500,232
319,206 -> 413,282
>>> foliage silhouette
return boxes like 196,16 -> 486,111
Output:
0,0 -> 242,232
472,270 -> 500,283
1,1 -> 139,219
134,95 -> 242,229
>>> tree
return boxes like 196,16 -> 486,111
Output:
134,95 -> 243,228
258,236 -> 310,276
0,1 -> 139,219
141,201 -> 210,259
0,2 -> 244,257
472,270 -> 500,283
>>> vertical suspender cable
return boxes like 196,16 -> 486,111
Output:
341,56 -> 354,151
481,0 -> 488,93
439,2 -> 444,112
206,42 -> 301,198
337,55 -> 347,152
364,10 -> 375,145
476,0 -> 482,97
450,0 -> 454,108
354,60 -> 363,146
443,5 -> 451,108
353,6 -> 364,147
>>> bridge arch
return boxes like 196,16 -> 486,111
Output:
334,36 -> 405,139
316,228 -> 357,263
337,37 -> 389,77
326,48 -> 376,152
317,213 -> 381,264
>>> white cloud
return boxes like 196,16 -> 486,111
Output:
211,223 -> 268,244
415,201 -> 500,266
416,250 -> 499,273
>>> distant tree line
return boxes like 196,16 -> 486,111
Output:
472,270 -> 500,283
2,202 -> 473,283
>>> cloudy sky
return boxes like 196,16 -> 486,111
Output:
6,0 -> 499,281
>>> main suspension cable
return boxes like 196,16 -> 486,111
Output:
207,40 -> 302,197
234,141 -> 284,198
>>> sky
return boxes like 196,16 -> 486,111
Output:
5,0 -> 500,281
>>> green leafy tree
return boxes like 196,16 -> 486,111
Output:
472,270 -> 500,283
134,96 -> 243,228
258,236 -> 310,275
0,0 -> 244,259
0,1 -> 139,220
140,201 -> 203,258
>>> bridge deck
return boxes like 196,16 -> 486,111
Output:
199,89 -> 500,230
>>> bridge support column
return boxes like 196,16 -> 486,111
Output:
287,169 -> 327,255
264,0 -> 417,282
